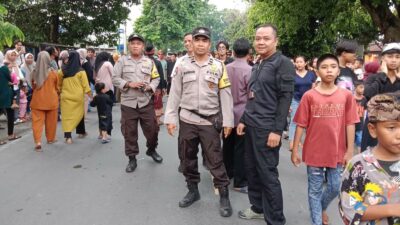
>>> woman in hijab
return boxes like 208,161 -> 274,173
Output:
58,50 -> 69,69
59,51 -> 91,144
0,61 -> 21,144
30,51 -> 59,151
94,51 -> 114,137
20,53 -> 36,87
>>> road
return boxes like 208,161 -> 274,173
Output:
0,103 -> 342,225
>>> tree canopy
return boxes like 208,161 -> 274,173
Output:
0,4 -> 24,49
243,0 -> 378,58
134,0 -> 249,51
1,0 -> 139,46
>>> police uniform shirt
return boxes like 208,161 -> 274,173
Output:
164,56 -> 234,127
112,55 -> 160,108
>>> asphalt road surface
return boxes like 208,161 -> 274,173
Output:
0,103 -> 342,225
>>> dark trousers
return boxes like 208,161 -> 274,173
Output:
64,117 -> 86,138
222,128 -> 247,188
244,126 -> 286,225
3,108 -> 15,136
179,120 -> 229,188
99,115 -> 112,135
121,103 -> 159,157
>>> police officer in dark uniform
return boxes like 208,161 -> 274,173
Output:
164,27 -> 235,217
237,24 -> 295,225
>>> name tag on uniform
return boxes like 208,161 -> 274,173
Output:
249,91 -> 255,99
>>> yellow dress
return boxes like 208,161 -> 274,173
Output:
58,70 -> 91,132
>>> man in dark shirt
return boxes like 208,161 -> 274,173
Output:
335,39 -> 358,92
361,42 -> 400,152
237,24 -> 295,225
216,40 -> 234,65
166,53 -> 176,95
145,43 -> 165,125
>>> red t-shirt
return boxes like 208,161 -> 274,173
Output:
293,88 -> 359,168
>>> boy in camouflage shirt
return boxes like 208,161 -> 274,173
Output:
339,91 -> 400,225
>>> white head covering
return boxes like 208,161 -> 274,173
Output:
77,48 -> 88,64
21,53 -> 36,87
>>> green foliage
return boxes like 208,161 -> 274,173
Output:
0,4 -> 24,48
245,0 -> 379,58
135,0 -> 209,51
1,0 -> 139,45
135,0 -> 245,51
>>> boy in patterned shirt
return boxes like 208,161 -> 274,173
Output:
339,92 -> 400,225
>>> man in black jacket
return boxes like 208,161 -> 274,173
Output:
237,24 -> 295,225
145,43 -> 165,125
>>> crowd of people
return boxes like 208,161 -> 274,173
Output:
0,23 -> 400,225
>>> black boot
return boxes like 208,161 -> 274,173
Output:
146,149 -> 163,163
219,187 -> 232,217
179,183 -> 200,208
125,156 -> 137,173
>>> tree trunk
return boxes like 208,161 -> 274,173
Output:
360,0 -> 400,43
49,14 -> 60,43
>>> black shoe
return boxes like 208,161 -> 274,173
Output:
179,183 -> 200,208
219,187 -> 232,217
125,157 -> 137,173
146,150 -> 163,163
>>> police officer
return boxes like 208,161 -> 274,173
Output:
164,27 -> 234,217
112,33 -> 163,173
237,24 -> 295,225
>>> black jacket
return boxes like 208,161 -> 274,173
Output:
240,51 -> 295,134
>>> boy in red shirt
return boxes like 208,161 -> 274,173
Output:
291,54 -> 359,225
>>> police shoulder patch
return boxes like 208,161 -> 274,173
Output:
218,62 -> 231,89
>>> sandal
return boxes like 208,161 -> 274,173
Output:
8,135 -> 22,141
0,141 -> 7,145
47,140 -> 58,144
78,133 -> 88,139
65,138 -> 72,144
322,211 -> 329,225
35,143 -> 42,152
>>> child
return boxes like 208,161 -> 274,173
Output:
90,82 -> 113,144
339,92 -> 400,225
354,81 -> 366,153
18,83 -> 28,122
9,65 -> 19,109
291,54 -> 359,225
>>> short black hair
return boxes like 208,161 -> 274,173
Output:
354,80 -> 364,88
14,40 -> 22,45
294,55 -> 306,62
317,53 -> 339,69
217,40 -> 230,50
256,23 -> 278,38
145,42 -> 154,52
45,46 -> 56,56
233,38 -> 250,58
95,82 -> 105,93
87,48 -> 95,53
335,39 -> 358,56
356,57 -> 364,64
184,32 -> 192,38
